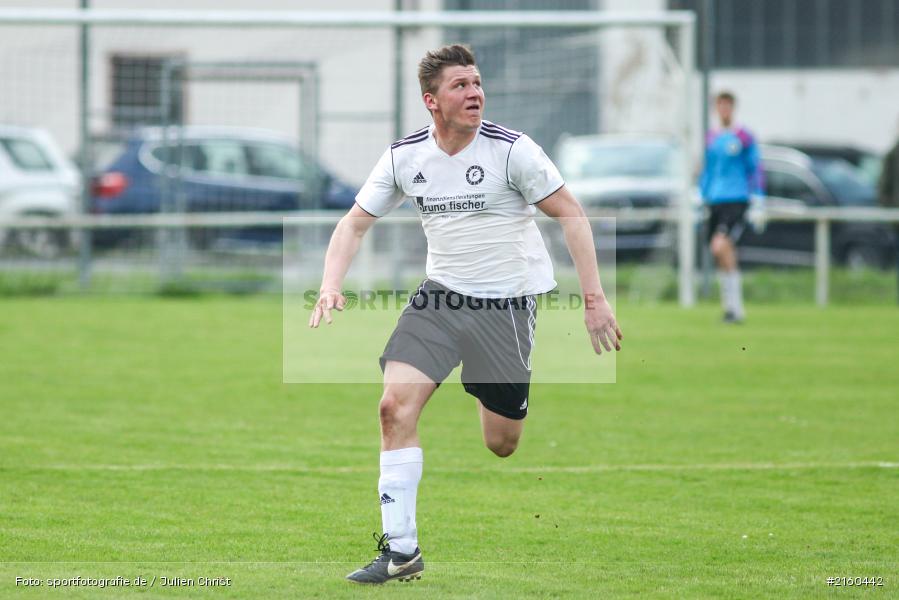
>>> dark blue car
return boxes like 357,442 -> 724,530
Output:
91,126 -> 358,245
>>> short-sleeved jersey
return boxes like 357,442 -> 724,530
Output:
355,121 -> 564,298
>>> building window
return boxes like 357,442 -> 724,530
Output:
111,55 -> 184,130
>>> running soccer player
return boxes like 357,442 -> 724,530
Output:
700,91 -> 765,323
309,44 -> 622,584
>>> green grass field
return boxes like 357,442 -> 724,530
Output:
1,297 -> 897,598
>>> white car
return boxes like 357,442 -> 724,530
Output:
0,125 -> 81,257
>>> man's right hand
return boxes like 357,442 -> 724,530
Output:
309,289 -> 347,328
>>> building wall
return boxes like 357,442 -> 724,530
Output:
1,0 -> 897,189
599,0 -> 686,138
0,0 -> 439,184
600,0 -> 899,158
711,69 -> 899,153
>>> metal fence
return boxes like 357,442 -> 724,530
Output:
2,205 -> 898,305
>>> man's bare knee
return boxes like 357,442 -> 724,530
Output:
379,392 -> 394,424
379,389 -> 407,426
486,437 -> 519,458
711,237 -> 736,269
380,386 -> 426,428
710,236 -> 726,258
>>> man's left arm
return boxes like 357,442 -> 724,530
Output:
745,136 -> 765,197
879,145 -> 896,207
743,131 -> 767,231
537,186 -> 622,354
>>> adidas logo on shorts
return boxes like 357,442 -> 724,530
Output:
519,398 -> 528,411
380,493 -> 396,505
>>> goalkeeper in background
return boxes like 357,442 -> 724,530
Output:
700,91 -> 765,324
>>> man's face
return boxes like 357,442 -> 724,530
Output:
424,65 -> 485,131
716,98 -> 734,124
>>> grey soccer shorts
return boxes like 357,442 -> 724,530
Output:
379,279 -> 536,420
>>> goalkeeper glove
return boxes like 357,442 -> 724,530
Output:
747,195 -> 767,233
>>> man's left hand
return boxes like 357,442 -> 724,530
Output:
584,295 -> 623,354
747,195 -> 767,233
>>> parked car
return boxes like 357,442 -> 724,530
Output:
555,134 -> 684,255
91,126 -> 358,246
0,124 -> 81,257
767,140 -> 882,187
738,145 -> 895,269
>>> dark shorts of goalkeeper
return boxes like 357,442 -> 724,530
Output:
379,279 -> 536,421
707,200 -> 749,243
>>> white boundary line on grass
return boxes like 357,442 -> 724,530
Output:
0,560 -> 801,564
7,461 -> 898,473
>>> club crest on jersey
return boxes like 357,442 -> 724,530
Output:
466,165 -> 485,185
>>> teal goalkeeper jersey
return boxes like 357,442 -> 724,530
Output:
700,126 -> 764,204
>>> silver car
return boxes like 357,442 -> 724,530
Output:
555,134 -> 683,253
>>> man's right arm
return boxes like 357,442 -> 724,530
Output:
308,203 -> 377,328
311,146 -> 403,327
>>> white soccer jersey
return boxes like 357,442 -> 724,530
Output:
355,121 -> 564,298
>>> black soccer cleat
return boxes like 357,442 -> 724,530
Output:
722,311 -> 744,324
345,532 -> 424,584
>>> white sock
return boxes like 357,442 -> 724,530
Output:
378,447 -> 423,555
728,271 -> 745,318
717,271 -> 731,312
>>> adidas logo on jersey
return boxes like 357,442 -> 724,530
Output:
380,493 -> 396,505
412,172 -> 427,184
